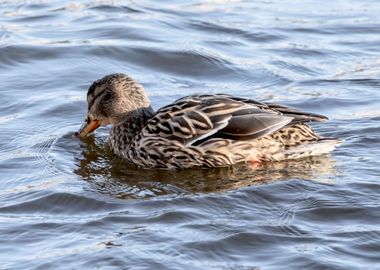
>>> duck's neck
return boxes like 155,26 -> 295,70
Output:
109,106 -> 155,156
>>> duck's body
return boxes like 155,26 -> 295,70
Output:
77,74 -> 340,169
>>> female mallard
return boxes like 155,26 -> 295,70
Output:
76,74 -> 340,169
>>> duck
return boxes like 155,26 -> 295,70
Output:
76,73 -> 340,169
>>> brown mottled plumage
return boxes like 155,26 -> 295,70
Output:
77,74 -> 340,169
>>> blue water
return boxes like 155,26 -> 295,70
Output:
1,1 -> 380,269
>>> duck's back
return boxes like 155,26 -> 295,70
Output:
124,94 -> 340,168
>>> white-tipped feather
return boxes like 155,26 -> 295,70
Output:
284,139 -> 342,159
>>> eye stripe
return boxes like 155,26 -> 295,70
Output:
88,91 -> 104,109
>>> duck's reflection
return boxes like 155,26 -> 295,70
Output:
74,136 -> 337,199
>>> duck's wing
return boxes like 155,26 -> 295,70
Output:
218,95 -> 328,123
142,94 -> 319,146
264,103 -> 328,123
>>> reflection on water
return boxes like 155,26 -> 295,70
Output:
74,136 -> 337,198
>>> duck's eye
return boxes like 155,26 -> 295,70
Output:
103,91 -> 112,102
86,117 -> 90,124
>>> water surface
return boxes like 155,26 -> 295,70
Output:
1,0 -> 380,269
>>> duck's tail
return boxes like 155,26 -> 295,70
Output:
284,138 -> 342,160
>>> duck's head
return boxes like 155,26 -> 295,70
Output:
76,73 -> 151,139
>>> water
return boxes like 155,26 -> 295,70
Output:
1,0 -> 380,269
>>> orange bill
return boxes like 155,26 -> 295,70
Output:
76,119 -> 100,139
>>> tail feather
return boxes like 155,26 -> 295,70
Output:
284,138 -> 341,159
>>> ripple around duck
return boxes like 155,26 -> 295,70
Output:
0,192 -> 124,215
8,13 -> 58,23
300,78 -> 380,88
177,231 -> 322,266
78,25 -> 160,42
0,45 -> 70,67
88,4 -> 143,14
270,60 -> 322,77
325,23 -> 380,35
187,20 -> 285,43
296,194 -> 380,226
87,45 -> 240,79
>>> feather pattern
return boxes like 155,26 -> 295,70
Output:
122,94 -> 339,168
78,74 -> 340,169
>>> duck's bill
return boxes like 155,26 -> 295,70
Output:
76,119 -> 100,139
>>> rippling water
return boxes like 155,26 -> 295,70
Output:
1,0 -> 380,269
